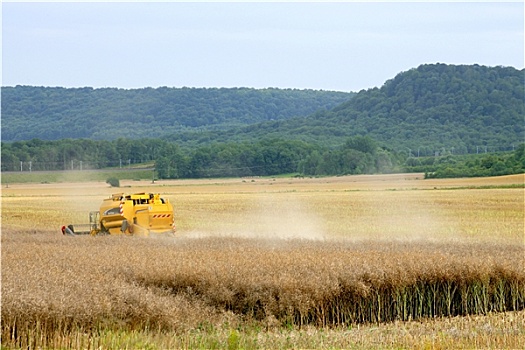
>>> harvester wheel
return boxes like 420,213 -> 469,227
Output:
90,229 -> 103,236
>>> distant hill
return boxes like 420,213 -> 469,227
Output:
329,63 -> 524,153
0,86 -> 352,141
175,64 -> 524,154
2,64 -> 523,157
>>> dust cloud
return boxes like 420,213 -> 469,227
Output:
184,194 -> 327,241
52,172 -> 113,226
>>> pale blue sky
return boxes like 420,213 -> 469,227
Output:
2,1 -> 523,92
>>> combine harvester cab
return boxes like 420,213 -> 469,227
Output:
63,193 -> 176,237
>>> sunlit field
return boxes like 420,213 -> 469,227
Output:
2,173 -> 524,349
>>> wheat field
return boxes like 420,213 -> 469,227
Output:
2,173 -> 524,349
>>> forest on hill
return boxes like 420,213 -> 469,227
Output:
1,63 -> 523,179
171,64 -> 524,153
1,87 -> 351,141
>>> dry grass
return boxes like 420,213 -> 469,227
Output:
1,173 -> 524,349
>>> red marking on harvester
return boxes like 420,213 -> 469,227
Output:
119,202 -> 124,216
152,214 -> 171,218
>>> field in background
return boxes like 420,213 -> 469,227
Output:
1,167 -> 155,184
2,173 -> 524,349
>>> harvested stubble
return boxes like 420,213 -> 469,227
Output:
2,228 -> 524,348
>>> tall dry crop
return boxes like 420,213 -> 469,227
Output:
2,229 -> 524,348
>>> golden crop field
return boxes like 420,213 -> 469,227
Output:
2,173 -> 524,349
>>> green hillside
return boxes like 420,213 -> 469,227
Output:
1,87 -> 352,141
3,64 -> 522,154
172,64 -> 524,154
330,63 -> 524,153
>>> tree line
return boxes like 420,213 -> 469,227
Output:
3,137 -> 523,179
0,137 -> 401,178
414,144 -> 525,179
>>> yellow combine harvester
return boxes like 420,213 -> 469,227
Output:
62,193 -> 176,236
